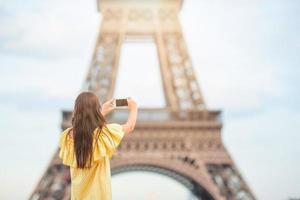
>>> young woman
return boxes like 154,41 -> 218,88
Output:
59,91 -> 138,200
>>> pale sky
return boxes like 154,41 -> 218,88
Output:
0,0 -> 299,199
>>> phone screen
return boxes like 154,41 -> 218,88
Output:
115,98 -> 128,107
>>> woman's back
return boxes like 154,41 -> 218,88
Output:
59,123 -> 125,200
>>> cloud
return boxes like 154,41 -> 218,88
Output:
0,0 -> 99,58
0,55 -> 87,100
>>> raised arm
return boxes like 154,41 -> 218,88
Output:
100,98 -> 115,117
121,97 -> 138,136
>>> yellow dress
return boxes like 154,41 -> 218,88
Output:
58,123 -> 125,200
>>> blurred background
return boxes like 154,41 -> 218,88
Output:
0,0 -> 299,199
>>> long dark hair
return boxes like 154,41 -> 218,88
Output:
70,91 -> 108,169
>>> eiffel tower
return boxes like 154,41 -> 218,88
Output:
29,0 -> 256,199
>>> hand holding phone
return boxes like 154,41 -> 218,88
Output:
101,98 -> 116,116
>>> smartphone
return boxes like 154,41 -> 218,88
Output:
115,98 -> 128,107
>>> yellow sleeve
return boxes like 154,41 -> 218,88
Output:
58,128 -> 77,167
94,123 -> 125,159
59,129 -> 67,149
59,128 -> 72,148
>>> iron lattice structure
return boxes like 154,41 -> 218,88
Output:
29,0 -> 256,199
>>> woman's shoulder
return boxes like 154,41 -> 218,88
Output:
102,123 -> 123,135
59,127 -> 73,148
104,123 -> 123,130
102,123 -> 124,138
60,124 -> 123,141
94,123 -> 125,159
64,127 -> 73,135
